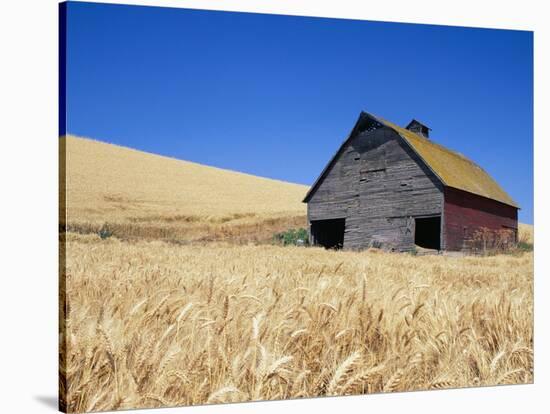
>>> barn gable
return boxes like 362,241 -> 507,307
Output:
304,111 -> 518,209
304,112 -> 384,204
307,121 -> 444,251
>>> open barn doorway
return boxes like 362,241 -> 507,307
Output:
310,218 -> 345,249
414,216 -> 441,250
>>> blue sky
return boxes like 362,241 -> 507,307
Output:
64,2 -> 533,223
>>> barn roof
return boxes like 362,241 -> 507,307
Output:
303,111 -> 518,208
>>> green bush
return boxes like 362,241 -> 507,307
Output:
517,241 -> 534,252
274,228 -> 309,246
98,224 -> 113,239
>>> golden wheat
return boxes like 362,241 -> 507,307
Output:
518,223 -> 534,244
61,136 -> 308,244
60,235 -> 533,412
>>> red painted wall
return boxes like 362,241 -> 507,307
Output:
443,187 -> 518,251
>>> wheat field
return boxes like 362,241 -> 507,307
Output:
60,137 -> 534,412
60,136 -> 308,244
518,223 -> 534,244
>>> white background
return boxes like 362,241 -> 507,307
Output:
0,0 -> 546,413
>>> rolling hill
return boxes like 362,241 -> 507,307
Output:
62,135 -> 308,220
60,135 -> 309,242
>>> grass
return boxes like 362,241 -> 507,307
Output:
60,136 -> 534,412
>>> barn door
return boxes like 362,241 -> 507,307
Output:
414,216 -> 441,250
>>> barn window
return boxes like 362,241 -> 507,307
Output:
310,218 -> 346,249
414,216 -> 441,250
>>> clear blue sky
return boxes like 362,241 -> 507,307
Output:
64,2 -> 533,224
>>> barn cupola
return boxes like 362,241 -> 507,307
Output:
405,119 -> 431,138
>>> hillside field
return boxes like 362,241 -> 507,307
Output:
60,136 -> 533,413
60,136 -> 308,244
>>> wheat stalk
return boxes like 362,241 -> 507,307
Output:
327,351 -> 361,395
383,369 -> 404,392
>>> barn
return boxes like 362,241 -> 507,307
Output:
303,111 -> 518,252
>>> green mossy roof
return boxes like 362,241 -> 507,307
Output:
379,117 -> 518,208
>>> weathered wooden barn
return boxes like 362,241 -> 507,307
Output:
303,111 -> 518,252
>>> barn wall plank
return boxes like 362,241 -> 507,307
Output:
444,187 -> 518,251
308,127 -> 444,251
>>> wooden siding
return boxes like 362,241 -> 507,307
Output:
443,187 -> 518,251
307,127 -> 444,251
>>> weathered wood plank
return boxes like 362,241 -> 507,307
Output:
444,187 -> 518,251
307,127 -> 444,251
